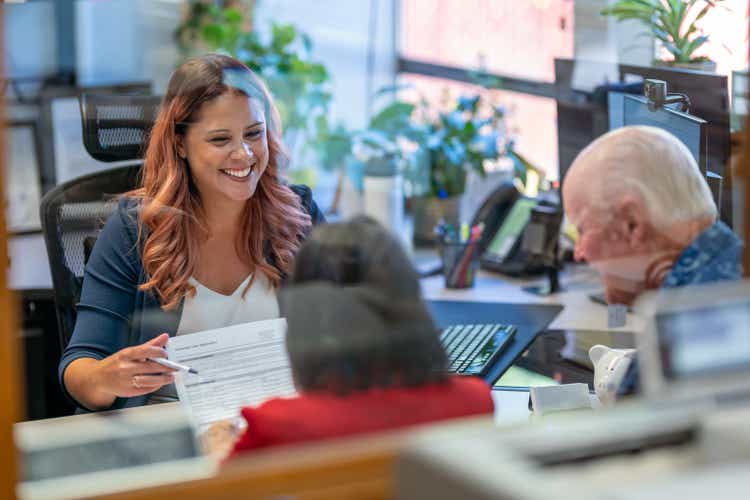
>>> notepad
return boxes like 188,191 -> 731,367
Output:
166,318 -> 295,431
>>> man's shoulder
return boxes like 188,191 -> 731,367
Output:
691,220 -> 742,268
663,221 -> 742,288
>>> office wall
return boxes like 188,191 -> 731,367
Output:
574,0 -> 748,74
574,0 -> 652,66
2,0 -> 58,80
75,0 -> 182,90
2,0 -> 181,90
134,0 -> 183,93
123,0 -> 399,130
253,0 -> 396,211
254,0 -> 397,130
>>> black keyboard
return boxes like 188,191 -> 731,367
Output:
440,323 -> 517,376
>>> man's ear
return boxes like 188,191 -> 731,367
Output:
176,135 -> 187,159
616,195 -> 649,247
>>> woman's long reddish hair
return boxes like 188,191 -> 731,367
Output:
131,54 -> 311,310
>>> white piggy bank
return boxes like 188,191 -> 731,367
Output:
589,344 -> 636,406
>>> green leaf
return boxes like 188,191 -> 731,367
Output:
461,119 -> 477,141
223,8 -> 242,25
369,102 -> 415,132
201,24 -> 226,49
692,3 -> 713,24
506,149 -> 529,187
663,42 -> 683,59
315,123 -> 353,171
358,129 -> 394,150
457,95 -> 480,113
471,133 -> 499,159
603,0 -> 723,64
601,0 -> 659,25
305,90 -> 332,112
442,138 -> 466,166
239,31 -> 264,55
308,63 -> 328,84
652,26 -> 672,44
271,24 -> 297,51
441,111 -> 466,132
314,114 -> 329,135
301,33 -> 313,53
682,34 -> 710,60
473,117 -> 493,129
602,7 -> 654,23
373,83 -> 414,99
656,9 -> 678,41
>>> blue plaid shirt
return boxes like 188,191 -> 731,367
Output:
661,220 -> 743,288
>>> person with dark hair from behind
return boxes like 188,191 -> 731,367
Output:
206,216 -> 493,458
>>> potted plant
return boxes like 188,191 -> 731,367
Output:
412,93 -> 542,244
326,95 -> 420,218
601,0 -> 729,72
349,87 -> 540,243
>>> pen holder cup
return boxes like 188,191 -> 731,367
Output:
440,241 -> 480,289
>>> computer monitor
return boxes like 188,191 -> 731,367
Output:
484,198 -> 537,263
555,59 -> 730,189
622,94 -> 708,173
607,91 -> 626,130
636,280 -> 750,403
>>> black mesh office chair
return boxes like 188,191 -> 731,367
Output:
39,94 -> 161,350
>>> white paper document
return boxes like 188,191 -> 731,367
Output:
166,318 -> 296,429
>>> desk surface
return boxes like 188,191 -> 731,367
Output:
15,246 -> 629,426
15,244 -> 637,417
12,233 -> 646,334
420,262 -> 646,333
16,388 -> 549,437
8,234 -> 52,290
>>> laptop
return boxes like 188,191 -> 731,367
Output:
440,323 -> 516,377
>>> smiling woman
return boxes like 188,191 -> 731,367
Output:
177,92 -> 269,205
58,54 -> 325,412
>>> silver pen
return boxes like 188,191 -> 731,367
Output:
148,357 -> 199,375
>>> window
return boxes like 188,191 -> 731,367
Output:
399,73 -> 560,180
401,0 -> 574,83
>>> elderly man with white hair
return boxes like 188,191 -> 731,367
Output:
563,125 -> 742,305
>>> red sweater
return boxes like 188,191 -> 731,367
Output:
229,376 -> 493,456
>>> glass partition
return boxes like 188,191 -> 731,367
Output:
2,1 -> 748,498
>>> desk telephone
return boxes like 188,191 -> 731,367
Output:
469,181 -> 563,277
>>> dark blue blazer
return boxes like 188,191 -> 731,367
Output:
59,185 -> 324,411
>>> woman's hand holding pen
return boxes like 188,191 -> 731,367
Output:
90,333 -> 178,398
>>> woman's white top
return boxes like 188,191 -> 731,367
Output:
176,272 -> 279,335
147,273 -> 278,404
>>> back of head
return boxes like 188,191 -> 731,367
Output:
290,216 -> 422,299
565,125 -> 716,228
283,216 -> 448,394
